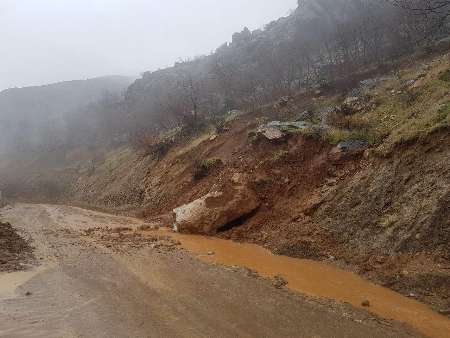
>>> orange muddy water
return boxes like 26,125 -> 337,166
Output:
164,231 -> 450,338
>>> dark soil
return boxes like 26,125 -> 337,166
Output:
0,221 -> 35,272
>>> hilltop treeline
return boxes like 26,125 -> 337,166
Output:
120,0 -> 449,134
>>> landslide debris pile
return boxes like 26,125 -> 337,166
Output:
0,221 -> 35,272
83,226 -> 182,254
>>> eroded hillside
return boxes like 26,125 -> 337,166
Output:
63,52 -> 450,312
0,0 -> 449,320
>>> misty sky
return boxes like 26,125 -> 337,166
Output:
0,0 -> 297,90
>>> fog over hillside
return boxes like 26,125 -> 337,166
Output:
0,76 -> 133,154
0,0 -> 296,90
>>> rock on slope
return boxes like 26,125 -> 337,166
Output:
173,177 -> 259,235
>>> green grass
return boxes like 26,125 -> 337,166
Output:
436,102 -> 450,124
334,59 -> 450,153
439,69 -> 450,82
322,128 -> 378,146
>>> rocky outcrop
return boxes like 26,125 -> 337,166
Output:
256,121 -> 312,141
173,182 -> 259,235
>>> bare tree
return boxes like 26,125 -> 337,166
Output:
388,0 -> 450,18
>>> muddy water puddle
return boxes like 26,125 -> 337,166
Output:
161,230 -> 450,338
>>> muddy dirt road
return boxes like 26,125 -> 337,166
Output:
0,203 -> 422,338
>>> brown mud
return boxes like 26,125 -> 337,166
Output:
158,230 -> 450,338
0,203 -> 421,338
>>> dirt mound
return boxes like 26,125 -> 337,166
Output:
82,227 -> 181,254
0,221 -> 35,272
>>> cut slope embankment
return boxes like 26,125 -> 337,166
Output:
2,51 -> 449,314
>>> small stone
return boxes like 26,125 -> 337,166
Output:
25,291 -> 32,296
438,309 -> 450,315
361,300 -> 370,307
273,275 -> 288,289
207,251 -> 215,256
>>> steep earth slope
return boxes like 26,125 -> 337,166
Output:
67,52 -> 450,312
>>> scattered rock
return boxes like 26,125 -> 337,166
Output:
273,96 -> 292,109
438,309 -> 450,316
207,251 -> 215,256
357,77 -> 393,93
405,79 -> 416,87
268,121 -> 310,130
256,120 -> 311,141
273,275 -> 288,289
138,223 -> 160,231
257,125 -> 286,141
361,300 -> 371,307
297,110 -> 314,121
243,267 -> 260,278
317,106 -> 339,126
337,140 -> 369,153
25,291 -> 32,296
344,96 -> 360,106
342,96 -> 370,114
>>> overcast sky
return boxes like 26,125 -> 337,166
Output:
0,0 -> 297,90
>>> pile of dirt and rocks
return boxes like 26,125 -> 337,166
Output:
83,227 -> 182,254
0,221 -> 34,272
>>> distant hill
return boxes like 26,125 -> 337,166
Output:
0,76 -> 134,154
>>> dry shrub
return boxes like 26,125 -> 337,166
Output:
193,158 -> 223,180
328,111 -> 371,130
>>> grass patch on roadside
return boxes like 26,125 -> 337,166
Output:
439,69 -> 450,82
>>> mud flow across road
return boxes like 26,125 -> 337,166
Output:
0,203 -> 441,337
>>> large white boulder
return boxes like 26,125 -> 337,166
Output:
173,185 -> 259,235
